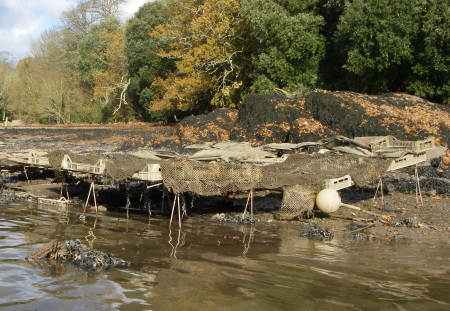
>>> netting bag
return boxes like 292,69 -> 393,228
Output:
275,185 -> 315,220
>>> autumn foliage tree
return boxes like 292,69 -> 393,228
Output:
4,0 -> 450,124
92,27 -> 133,120
150,0 -> 244,114
148,0 -> 325,115
77,17 -> 135,120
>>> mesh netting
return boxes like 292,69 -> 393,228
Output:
275,185 -> 315,220
160,160 -> 263,196
104,154 -> 148,181
160,153 -> 391,214
47,150 -> 68,170
47,151 -> 156,181
47,150 -> 102,170
255,153 -> 391,192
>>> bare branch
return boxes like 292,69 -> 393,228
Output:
113,77 -> 130,115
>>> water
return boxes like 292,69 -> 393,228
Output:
0,203 -> 449,311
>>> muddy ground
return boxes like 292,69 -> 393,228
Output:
0,124 -> 449,247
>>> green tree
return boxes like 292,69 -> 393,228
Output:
77,17 -> 121,86
9,58 -> 37,121
125,0 -> 175,121
0,52 -> 14,120
92,27 -> 134,121
59,0 -> 126,69
240,0 -> 325,95
274,0 -> 320,14
77,17 -> 138,121
10,30 -> 87,124
8,0 -> 129,123
333,0 -> 420,93
313,0 -> 347,89
408,0 -> 450,104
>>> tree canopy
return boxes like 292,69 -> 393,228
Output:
241,0 -> 324,95
124,0 -> 175,121
3,0 -> 450,124
0,52 -> 14,118
333,0 -> 420,93
408,0 -> 450,104
149,0 -> 243,113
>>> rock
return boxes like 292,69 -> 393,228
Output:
26,239 -> 131,272
299,223 -> 334,240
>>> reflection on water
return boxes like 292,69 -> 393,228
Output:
0,202 -> 449,311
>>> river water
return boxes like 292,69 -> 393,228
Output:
0,202 -> 449,311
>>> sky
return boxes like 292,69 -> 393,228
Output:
0,0 -> 151,63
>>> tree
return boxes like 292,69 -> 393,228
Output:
125,0 -> 175,121
313,0 -> 347,89
77,17 -> 121,86
0,52 -> 14,120
9,30 -> 87,124
408,0 -> 450,104
7,0 -> 128,123
0,51 -> 13,67
59,0 -> 126,68
150,0 -> 244,113
61,0 -> 125,37
333,0 -> 420,93
77,17 -> 135,121
92,27 -> 133,120
9,58 -> 37,121
240,0 -> 325,95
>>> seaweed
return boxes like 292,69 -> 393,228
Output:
299,223 -> 334,240
231,94 -> 329,144
26,239 -> 131,273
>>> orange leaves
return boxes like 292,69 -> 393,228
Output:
442,149 -> 450,168
92,27 -> 128,106
334,92 -> 450,139
149,0 -> 242,112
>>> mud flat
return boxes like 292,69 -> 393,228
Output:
0,122 -> 448,247
1,91 -> 449,246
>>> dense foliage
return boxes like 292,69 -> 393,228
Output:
125,0 -> 174,121
1,0 -> 449,123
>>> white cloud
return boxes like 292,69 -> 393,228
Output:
0,0 -> 152,63
0,0 -> 75,62
121,0 -> 151,20
26,0 -> 74,22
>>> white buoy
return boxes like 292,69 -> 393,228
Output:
315,189 -> 361,214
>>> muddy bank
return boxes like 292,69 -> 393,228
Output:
300,190 -> 450,246
196,185 -> 450,246
3,92 -> 449,156
3,175 -> 448,247
0,91 -> 449,247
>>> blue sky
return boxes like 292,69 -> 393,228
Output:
0,0 -> 150,63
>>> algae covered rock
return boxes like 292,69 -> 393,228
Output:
26,239 -> 131,272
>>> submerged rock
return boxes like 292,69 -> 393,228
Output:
299,223 -> 334,240
211,212 -> 259,225
26,239 -> 131,272
0,189 -> 20,205
393,217 -> 421,228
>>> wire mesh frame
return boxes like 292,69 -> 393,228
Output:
276,185 -> 315,220
160,160 -> 264,196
